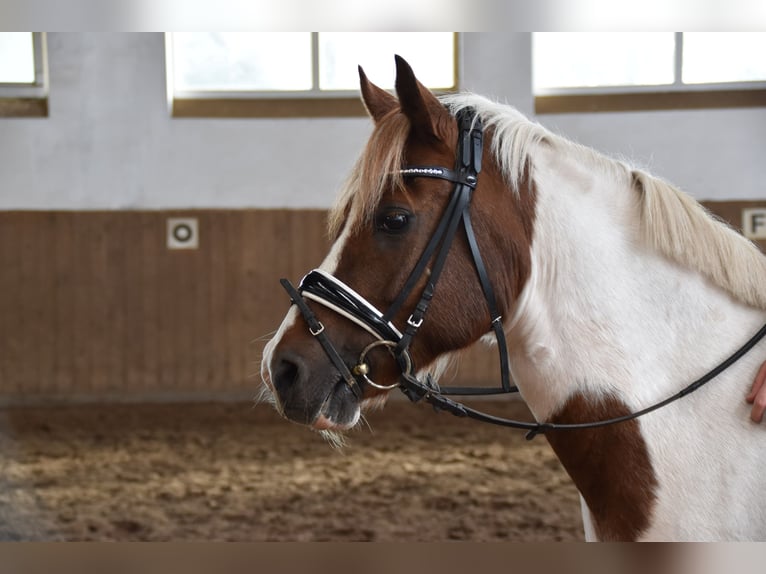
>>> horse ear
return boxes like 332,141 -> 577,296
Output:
359,65 -> 398,124
394,55 -> 441,141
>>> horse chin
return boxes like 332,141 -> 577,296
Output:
313,390 -> 391,437
312,412 -> 358,431
314,393 -> 391,449
310,378 -> 362,431
261,368 -> 391,435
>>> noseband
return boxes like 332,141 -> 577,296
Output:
280,107 -> 766,439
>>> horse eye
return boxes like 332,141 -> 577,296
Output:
375,210 -> 411,234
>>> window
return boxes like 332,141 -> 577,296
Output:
166,32 -> 457,117
533,32 -> 766,113
0,32 -> 48,117
682,33 -> 766,84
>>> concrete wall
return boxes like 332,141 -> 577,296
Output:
1,32 -> 764,211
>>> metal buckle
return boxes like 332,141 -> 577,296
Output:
309,322 -> 325,336
407,315 -> 423,329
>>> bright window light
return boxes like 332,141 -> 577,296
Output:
171,33 -> 313,92
318,33 -> 455,90
168,32 -> 455,95
683,33 -> 766,84
534,33 -> 675,91
0,32 -> 35,84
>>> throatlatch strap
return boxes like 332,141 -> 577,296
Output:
438,209 -> 517,395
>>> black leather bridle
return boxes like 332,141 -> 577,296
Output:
280,107 -> 766,439
281,109 -> 513,394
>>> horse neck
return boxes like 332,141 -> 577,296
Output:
507,144 -> 765,422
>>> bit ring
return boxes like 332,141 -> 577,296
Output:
352,340 -> 411,390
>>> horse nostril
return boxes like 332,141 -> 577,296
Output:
272,354 -> 306,396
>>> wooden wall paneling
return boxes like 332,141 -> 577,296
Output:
306,210 -> 331,271
104,212 -> 127,393
88,212 -> 110,393
191,229 -> 208,393
156,214 -> 176,393
207,211 -> 229,392
119,212 -> 137,392
138,212 -> 160,393
36,213 -> 56,393
51,213 -> 74,393
5,212 -> 22,393
285,209 -> 308,283
223,210 -> 245,390
121,212 -> 144,393
263,209 -> 288,284
184,213 -> 204,393
6,212 -> 21,392
239,209 -> 331,394
16,213 -> 37,393
168,214 -> 197,393
181,224 -> 201,392
240,209 -> 266,392
209,211 -> 227,391
0,213 -> 17,392
0,214 -> 5,389
210,211 -> 227,391
454,343 -> 502,388
189,211 -> 209,391
11,213 -> 28,393
36,213 -> 56,395
248,209 -> 293,385
71,212 -> 93,393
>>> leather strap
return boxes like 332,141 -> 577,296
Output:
438,209 -> 516,394
280,278 -> 362,400
398,321 -> 766,438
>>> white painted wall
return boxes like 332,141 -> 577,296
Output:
1,32 -> 764,210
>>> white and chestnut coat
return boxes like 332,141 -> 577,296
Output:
262,57 -> 766,541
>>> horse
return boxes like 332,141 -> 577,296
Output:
260,55 -> 766,541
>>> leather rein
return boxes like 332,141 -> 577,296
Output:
280,107 -> 766,439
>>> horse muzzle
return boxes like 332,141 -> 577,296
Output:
264,345 -> 363,431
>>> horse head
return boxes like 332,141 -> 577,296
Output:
261,56 -> 536,433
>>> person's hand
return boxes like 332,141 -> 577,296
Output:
746,361 -> 766,423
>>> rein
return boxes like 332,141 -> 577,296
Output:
280,107 -> 766,439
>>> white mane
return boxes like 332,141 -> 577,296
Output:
442,92 -> 766,311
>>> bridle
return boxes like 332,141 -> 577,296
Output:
281,108 -> 516,394
280,107 -> 766,439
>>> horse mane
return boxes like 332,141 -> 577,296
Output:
331,91 -> 766,311
632,170 -> 766,310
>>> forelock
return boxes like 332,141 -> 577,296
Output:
328,112 -> 411,238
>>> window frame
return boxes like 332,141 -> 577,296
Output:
534,32 -> 766,114
165,32 -> 460,118
0,32 -> 49,118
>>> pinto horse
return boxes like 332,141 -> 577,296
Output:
261,56 -> 766,541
